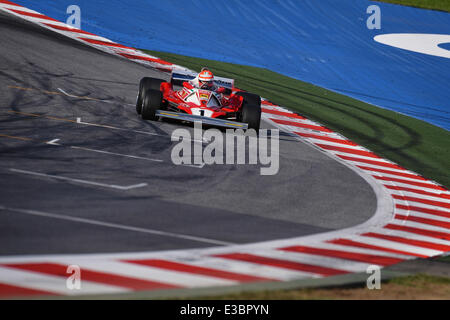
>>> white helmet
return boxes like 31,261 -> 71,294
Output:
197,68 -> 215,89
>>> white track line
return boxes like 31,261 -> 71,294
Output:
75,117 -> 208,144
69,145 -> 163,163
70,145 -> 205,169
46,138 -> 60,145
9,168 -> 148,191
0,205 -> 235,247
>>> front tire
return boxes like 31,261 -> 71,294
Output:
235,91 -> 261,107
141,89 -> 163,121
241,103 -> 261,131
235,92 -> 261,131
136,77 -> 164,114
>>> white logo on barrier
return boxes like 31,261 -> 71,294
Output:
66,5 -> 81,29
171,122 -> 279,175
66,265 -> 81,290
366,5 -> 381,30
374,33 -> 450,59
366,265 -> 381,290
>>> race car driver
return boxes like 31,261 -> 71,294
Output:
176,67 -> 231,106
189,68 -> 227,94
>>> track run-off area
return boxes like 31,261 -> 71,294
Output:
0,1 -> 448,298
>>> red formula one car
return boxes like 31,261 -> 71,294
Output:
135,70 -> 261,130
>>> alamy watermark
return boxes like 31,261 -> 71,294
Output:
171,123 -> 280,175
366,5 -> 381,30
66,264 -> 81,290
366,265 -> 381,290
66,5 -> 81,29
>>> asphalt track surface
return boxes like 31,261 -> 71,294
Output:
0,12 -> 376,255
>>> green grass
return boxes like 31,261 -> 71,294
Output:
143,49 -> 450,188
376,0 -> 450,12
437,255 -> 450,263
389,273 -> 450,286
193,274 -> 450,300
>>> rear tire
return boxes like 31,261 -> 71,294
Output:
136,77 -> 164,114
235,92 -> 261,131
141,89 -> 163,121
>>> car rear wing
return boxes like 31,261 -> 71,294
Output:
171,70 -> 234,89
